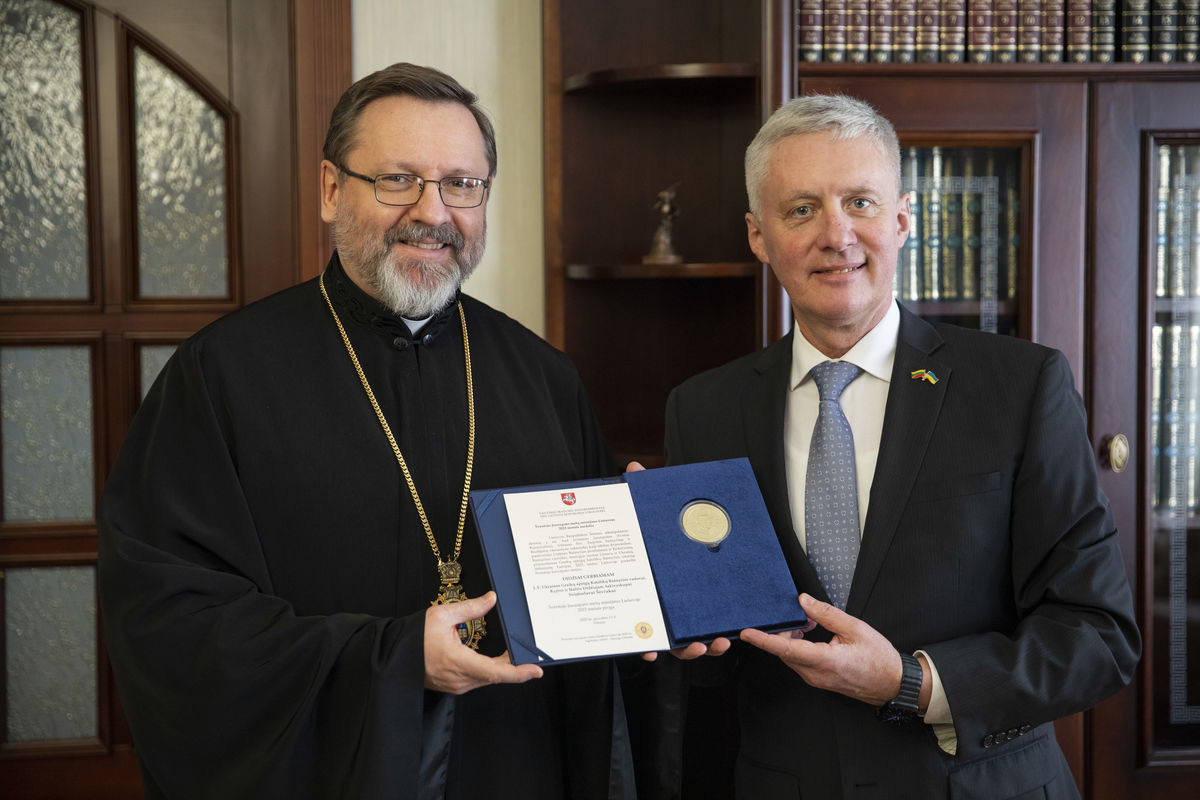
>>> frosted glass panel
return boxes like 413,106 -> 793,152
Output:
139,343 -> 176,401
1,345 -> 94,522
0,0 -> 89,300
134,46 -> 228,298
4,566 -> 97,742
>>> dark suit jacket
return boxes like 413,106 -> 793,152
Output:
664,306 -> 1140,800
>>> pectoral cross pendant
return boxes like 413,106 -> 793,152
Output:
432,560 -> 486,649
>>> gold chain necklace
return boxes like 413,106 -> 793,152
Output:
319,272 -> 485,649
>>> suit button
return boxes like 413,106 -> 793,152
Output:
422,333 -> 434,345
1006,728 -> 1019,741
982,734 -> 995,748
392,337 -> 410,350
1019,724 -> 1032,735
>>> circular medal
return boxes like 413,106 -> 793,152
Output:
679,499 -> 731,551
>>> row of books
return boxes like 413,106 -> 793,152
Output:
1154,145 -> 1200,299
1152,321 -> 1199,511
797,1 -> 1200,64
892,147 -> 1020,307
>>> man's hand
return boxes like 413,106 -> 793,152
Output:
641,636 -> 733,662
739,593 -> 905,706
424,592 -> 543,695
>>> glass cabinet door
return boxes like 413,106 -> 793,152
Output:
1091,80 -> 1200,799
897,145 -> 1022,335
1149,141 -> 1200,750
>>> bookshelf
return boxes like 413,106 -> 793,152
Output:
544,3 -> 1200,797
544,0 -> 766,468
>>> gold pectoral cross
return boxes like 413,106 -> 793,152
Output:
432,560 -> 486,649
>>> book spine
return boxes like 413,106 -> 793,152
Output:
1018,0 -> 1043,61
1185,326 -> 1195,513
1156,145 -> 1173,297
1042,0 -> 1065,60
923,148 -> 945,300
826,0 -> 849,62
848,0 -> 871,61
1192,148 -> 1200,296
870,0 -> 895,61
897,148 -> 921,302
1066,1 -> 1092,60
1152,322 -> 1164,507
798,0 -> 825,63
900,148 -> 924,301
1152,0 -> 1179,62
894,0 -> 919,61
941,151 -> 964,300
1092,0 -> 1118,60
962,151 -> 980,300
994,0 -> 1020,60
941,0 -> 968,61
1002,153 -> 1020,300
1183,0 -> 1199,61
1170,146 -> 1192,298
1161,322 -> 1191,510
917,0 -> 942,61
968,0 -> 995,61
1123,0 -> 1151,62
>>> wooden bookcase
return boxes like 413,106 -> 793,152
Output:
543,0 -> 769,468
543,2 -> 1200,797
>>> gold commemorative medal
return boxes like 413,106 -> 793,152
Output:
679,499 -> 731,552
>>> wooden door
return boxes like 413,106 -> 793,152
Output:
1089,78 -> 1200,800
0,1 -> 347,796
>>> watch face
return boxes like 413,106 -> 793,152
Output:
876,703 -> 920,724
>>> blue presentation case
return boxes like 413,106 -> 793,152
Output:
470,458 -> 806,665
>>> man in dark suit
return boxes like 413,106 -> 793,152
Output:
663,94 -> 1140,798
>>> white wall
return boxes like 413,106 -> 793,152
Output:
351,0 -> 545,335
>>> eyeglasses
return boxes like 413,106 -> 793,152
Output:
336,165 -> 490,208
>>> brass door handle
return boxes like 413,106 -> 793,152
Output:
1101,434 -> 1130,473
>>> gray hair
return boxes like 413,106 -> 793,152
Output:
744,94 -> 901,217
323,62 -> 497,178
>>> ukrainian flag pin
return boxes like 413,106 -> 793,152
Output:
910,369 -> 939,384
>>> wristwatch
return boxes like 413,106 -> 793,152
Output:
876,652 -> 922,723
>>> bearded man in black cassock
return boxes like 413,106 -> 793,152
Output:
98,63 -> 635,800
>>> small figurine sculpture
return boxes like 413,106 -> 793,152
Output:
643,183 -> 682,264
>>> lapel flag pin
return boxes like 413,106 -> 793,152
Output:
910,369 -> 939,384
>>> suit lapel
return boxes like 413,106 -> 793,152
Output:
740,332 -> 827,599
846,308 -> 948,617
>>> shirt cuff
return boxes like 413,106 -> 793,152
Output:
915,649 -> 957,755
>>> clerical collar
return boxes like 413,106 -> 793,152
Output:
323,252 -> 459,344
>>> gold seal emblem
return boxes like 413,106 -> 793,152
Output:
635,622 -> 654,639
679,500 -> 731,551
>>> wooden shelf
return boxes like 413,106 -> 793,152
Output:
566,261 -> 759,280
1154,297 -> 1200,315
564,61 -> 756,92
906,300 -> 1019,317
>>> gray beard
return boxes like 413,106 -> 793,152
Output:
335,219 -> 485,318
372,252 -> 465,319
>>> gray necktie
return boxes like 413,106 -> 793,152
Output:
805,361 -> 863,609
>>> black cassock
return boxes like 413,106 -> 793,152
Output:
99,255 -> 633,799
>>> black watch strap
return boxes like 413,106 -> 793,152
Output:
876,652 -> 922,723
